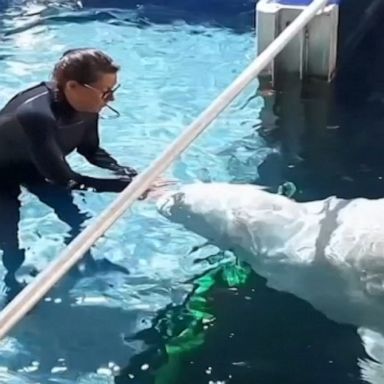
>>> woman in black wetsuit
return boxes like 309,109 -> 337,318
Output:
0,48 -> 140,190
0,48 -> 163,297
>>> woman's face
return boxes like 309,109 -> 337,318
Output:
65,72 -> 119,113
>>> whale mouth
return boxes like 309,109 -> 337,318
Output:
156,191 -> 186,219
156,192 -> 174,218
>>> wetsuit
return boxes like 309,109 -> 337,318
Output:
0,81 -> 137,191
0,81 -> 137,298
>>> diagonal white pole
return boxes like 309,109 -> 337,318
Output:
0,0 -> 329,340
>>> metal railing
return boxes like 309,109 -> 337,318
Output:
0,0 -> 330,339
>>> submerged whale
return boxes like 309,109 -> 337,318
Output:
156,182 -> 384,380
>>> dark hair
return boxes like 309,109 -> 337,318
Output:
52,48 -> 120,88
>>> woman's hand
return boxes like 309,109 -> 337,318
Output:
139,177 -> 178,201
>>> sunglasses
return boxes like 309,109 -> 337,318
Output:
82,83 -> 121,119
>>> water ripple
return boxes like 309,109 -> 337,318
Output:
0,6 -> 262,383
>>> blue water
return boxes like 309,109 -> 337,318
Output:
1,1 -> 384,384
0,3 -> 273,383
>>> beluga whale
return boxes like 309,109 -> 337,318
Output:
156,182 -> 384,382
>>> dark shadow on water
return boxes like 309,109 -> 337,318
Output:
0,0 -> 381,38
0,0 -> 256,35
255,0 -> 384,201
174,272 -> 367,384
257,76 -> 384,201
81,0 -> 256,33
115,267 -> 368,384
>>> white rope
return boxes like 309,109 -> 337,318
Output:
0,0 -> 329,339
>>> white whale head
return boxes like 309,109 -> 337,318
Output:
157,182 -> 326,271
157,182 -> 384,322
157,182 -> 384,384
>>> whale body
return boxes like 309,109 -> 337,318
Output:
156,182 -> 384,373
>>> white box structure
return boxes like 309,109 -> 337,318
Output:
256,0 -> 339,83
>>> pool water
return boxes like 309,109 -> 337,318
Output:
0,3 -> 268,383
1,2 -> 384,384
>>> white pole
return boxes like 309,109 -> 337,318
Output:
0,0 -> 329,339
